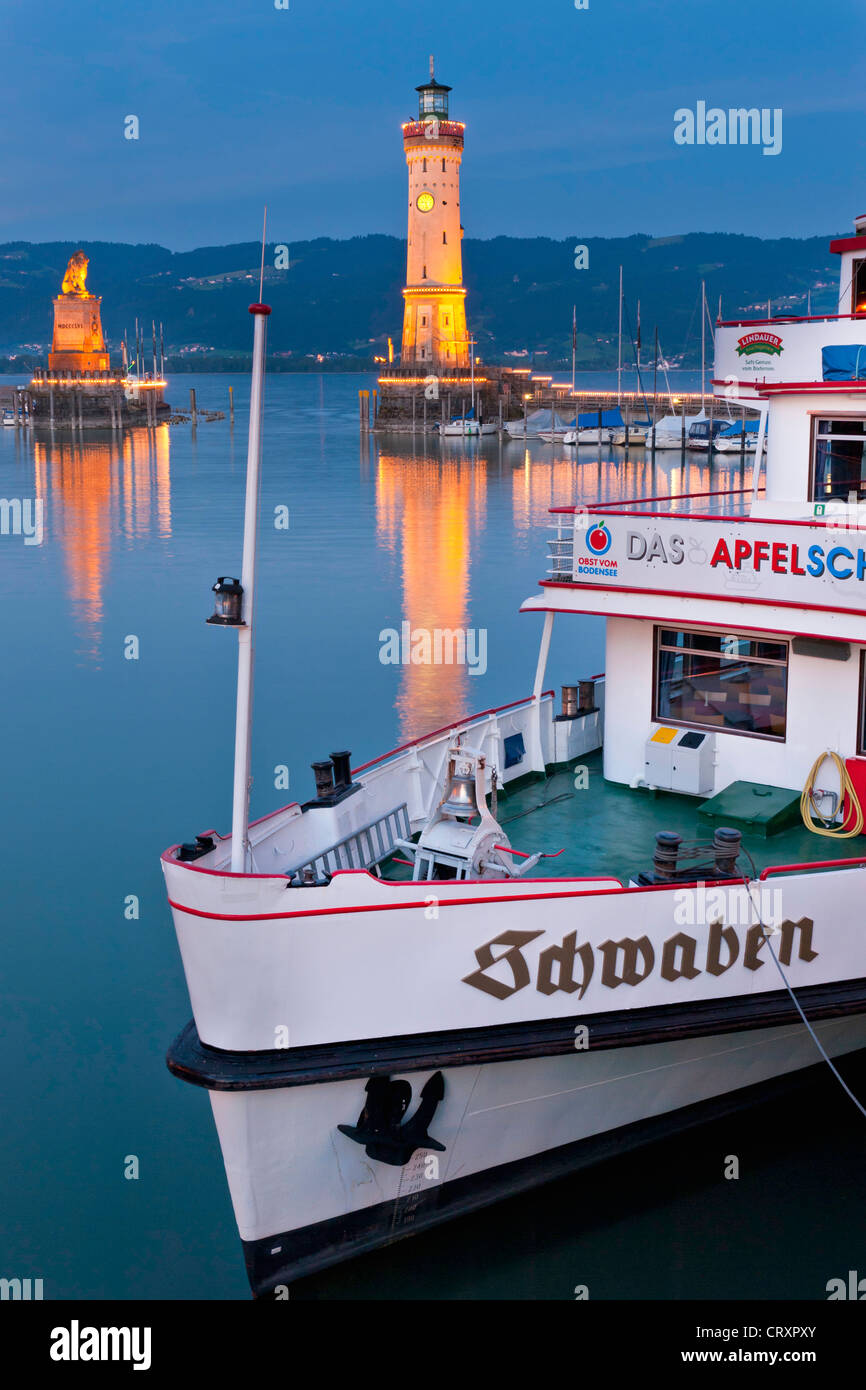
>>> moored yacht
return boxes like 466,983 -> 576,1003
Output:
163,210 -> 866,1296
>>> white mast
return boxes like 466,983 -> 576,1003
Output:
470,334 -> 475,416
700,280 -> 706,408
230,211 -> 270,874
571,304 -> 576,400
616,267 -> 623,406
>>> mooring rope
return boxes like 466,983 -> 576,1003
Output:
741,857 -> 866,1121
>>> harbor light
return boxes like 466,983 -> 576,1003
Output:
207,576 -> 244,626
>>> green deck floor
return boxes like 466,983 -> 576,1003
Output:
496,750 -> 861,883
382,749 -> 865,883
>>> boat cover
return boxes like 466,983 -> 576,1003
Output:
717,419 -> 760,437
648,412 -> 705,434
822,345 -> 866,381
576,408 -> 624,428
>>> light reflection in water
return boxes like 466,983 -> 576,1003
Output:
374,435 -> 752,742
31,425 -> 172,663
376,444 -> 483,740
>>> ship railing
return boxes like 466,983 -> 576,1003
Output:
238,691 -> 567,876
286,804 -> 412,882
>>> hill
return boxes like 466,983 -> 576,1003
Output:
0,232 -> 842,370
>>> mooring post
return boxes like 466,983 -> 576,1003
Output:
681,398 -> 686,451
372,389 -> 378,424
741,405 -> 746,459
49,387 -> 55,428
624,400 -> 630,456
189,388 -> 197,424
423,393 -> 427,432
229,385 -> 234,425
412,388 -> 416,433
708,396 -> 715,458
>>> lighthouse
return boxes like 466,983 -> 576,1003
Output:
400,58 -> 469,370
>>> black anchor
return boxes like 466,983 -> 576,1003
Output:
337,1071 -> 446,1167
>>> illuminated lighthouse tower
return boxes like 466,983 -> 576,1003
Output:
400,59 -> 469,369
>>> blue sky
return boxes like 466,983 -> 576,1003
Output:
2,0 -> 863,249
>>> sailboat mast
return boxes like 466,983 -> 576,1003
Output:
230,299 -> 270,873
470,335 -> 475,413
572,304 -> 576,400
616,267 -> 623,406
701,280 -> 706,408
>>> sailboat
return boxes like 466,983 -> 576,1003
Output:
164,207 -> 866,1296
440,335 -> 497,435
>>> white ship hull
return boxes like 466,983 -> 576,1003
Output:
177,1012 -> 866,1292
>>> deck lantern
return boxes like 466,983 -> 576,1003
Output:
207,576 -> 244,626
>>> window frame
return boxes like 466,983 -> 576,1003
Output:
809,411 -> 866,501
858,650 -> 866,756
652,624 -> 789,743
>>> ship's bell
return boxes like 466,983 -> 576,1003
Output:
441,772 -> 478,819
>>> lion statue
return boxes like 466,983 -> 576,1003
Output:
61,250 -> 91,297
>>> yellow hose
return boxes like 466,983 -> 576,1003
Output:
801,751 -> 864,838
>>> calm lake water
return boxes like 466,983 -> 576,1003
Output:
2,371 -> 863,1300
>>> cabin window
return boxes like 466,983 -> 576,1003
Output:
654,627 -> 788,740
811,417 -> 866,500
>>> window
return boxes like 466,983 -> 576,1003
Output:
812,417 -> 866,500
422,158 -> 427,173
442,231 -> 447,244
442,157 -> 446,171
421,316 -> 426,327
854,259 -> 866,315
654,628 -> 788,740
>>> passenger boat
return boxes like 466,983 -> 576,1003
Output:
163,211 -> 866,1296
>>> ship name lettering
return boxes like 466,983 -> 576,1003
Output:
462,917 -> 817,1000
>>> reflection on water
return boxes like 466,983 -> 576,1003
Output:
31,425 -> 172,663
376,449 -> 483,739
9,397 -> 753,696
372,432 -> 751,739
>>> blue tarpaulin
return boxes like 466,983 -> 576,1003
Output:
576,408 -> 624,427
718,419 -> 760,437
822,345 -> 866,381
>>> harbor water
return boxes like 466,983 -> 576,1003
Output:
2,371 -> 863,1299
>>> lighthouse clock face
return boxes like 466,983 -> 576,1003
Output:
416,191 -> 435,213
